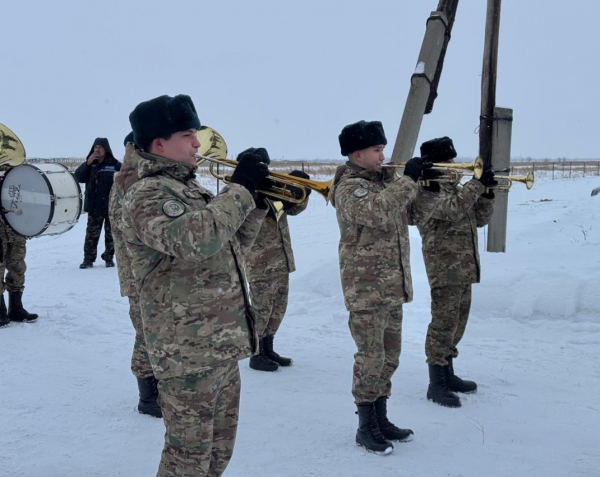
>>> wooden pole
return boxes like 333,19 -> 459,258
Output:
479,0 -> 502,168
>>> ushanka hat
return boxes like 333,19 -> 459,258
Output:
129,94 -> 201,149
420,136 -> 457,162
338,120 -> 387,156
123,131 -> 135,147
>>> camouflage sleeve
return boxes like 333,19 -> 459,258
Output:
423,179 -> 485,223
285,196 -> 309,216
474,195 -> 495,227
236,207 -> 268,254
335,175 -> 417,228
125,181 -> 256,261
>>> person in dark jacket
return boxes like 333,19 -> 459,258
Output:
74,137 -> 122,269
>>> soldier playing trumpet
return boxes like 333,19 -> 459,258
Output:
330,120 -> 431,455
408,137 -> 496,408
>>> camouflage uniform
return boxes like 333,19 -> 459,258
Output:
121,150 -> 264,477
245,200 -> 308,338
409,180 -> 494,366
108,151 -> 153,378
82,214 -> 114,263
330,162 -> 417,404
0,221 -> 27,294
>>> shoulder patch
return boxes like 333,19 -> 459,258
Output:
162,199 -> 186,218
354,188 -> 369,198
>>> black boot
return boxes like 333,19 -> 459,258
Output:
427,364 -> 461,408
101,253 -> 115,268
356,402 -> 394,455
136,376 -> 162,418
445,356 -> 477,393
263,334 -> 292,367
249,338 -> 279,372
8,291 -> 38,323
0,295 -> 9,328
374,396 -> 414,442
79,260 -> 93,269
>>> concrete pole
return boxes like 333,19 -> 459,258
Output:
487,107 -> 512,252
390,12 -> 449,164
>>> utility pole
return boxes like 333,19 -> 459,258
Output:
478,0 -> 510,253
391,0 -> 460,164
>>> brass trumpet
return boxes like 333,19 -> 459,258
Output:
382,156 -> 485,180
489,172 -> 535,191
0,123 -> 26,169
195,126 -> 333,203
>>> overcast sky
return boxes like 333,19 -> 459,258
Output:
2,0 -> 599,160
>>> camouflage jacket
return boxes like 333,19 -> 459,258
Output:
244,199 -> 308,281
121,151 -> 265,379
108,150 -> 138,298
408,180 -> 494,288
330,162 -> 417,311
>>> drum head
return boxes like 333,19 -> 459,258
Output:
1,164 -> 53,237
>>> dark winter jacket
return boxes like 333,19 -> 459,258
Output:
75,138 -> 122,217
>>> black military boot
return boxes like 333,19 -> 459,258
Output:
136,376 -> 162,418
0,295 -> 9,328
374,396 -> 414,442
427,364 -> 461,408
101,253 -> 115,268
249,338 -> 279,372
445,356 -> 477,393
355,402 -> 394,455
263,334 -> 292,367
79,260 -> 93,269
8,291 -> 38,323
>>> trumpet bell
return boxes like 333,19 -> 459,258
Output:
0,123 -> 26,168
196,126 -> 228,162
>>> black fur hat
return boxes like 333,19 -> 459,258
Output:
123,131 -> 135,147
235,147 -> 271,165
129,94 -> 201,150
420,136 -> 457,162
86,137 -> 116,162
339,120 -> 387,156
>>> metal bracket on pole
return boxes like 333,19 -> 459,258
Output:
486,107 -> 512,253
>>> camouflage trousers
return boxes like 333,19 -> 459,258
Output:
157,362 -> 241,477
249,274 -> 289,338
83,214 -> 114,262
0,225 -> 26,294
128,295 -> 153,378
425,284 -> 472,366
348,307 -> 403,404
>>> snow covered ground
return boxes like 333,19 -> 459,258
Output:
1,174 -> 599,477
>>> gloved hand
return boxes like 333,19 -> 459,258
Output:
481,189 -> 495,200
478,167 -> 498,188
230,151 -> 269,198
237,147 -> 271,165
289,170 -> 310,180
421,168 -> 444,181
423,182 -> 441,193
403,157 -> 433,182
288,170 -> 311,197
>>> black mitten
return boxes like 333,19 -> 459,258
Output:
423,182 -> 441,193
237,147 -> 271,165
288,170 -> 311,198
481,190 -> 495,199
403,157 -> 433,182
230,152 -> 269,197
478,167 -> 498,187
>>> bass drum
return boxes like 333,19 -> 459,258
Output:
0,163 -> 82,238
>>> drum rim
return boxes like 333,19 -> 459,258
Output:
0,163 -> 83,238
